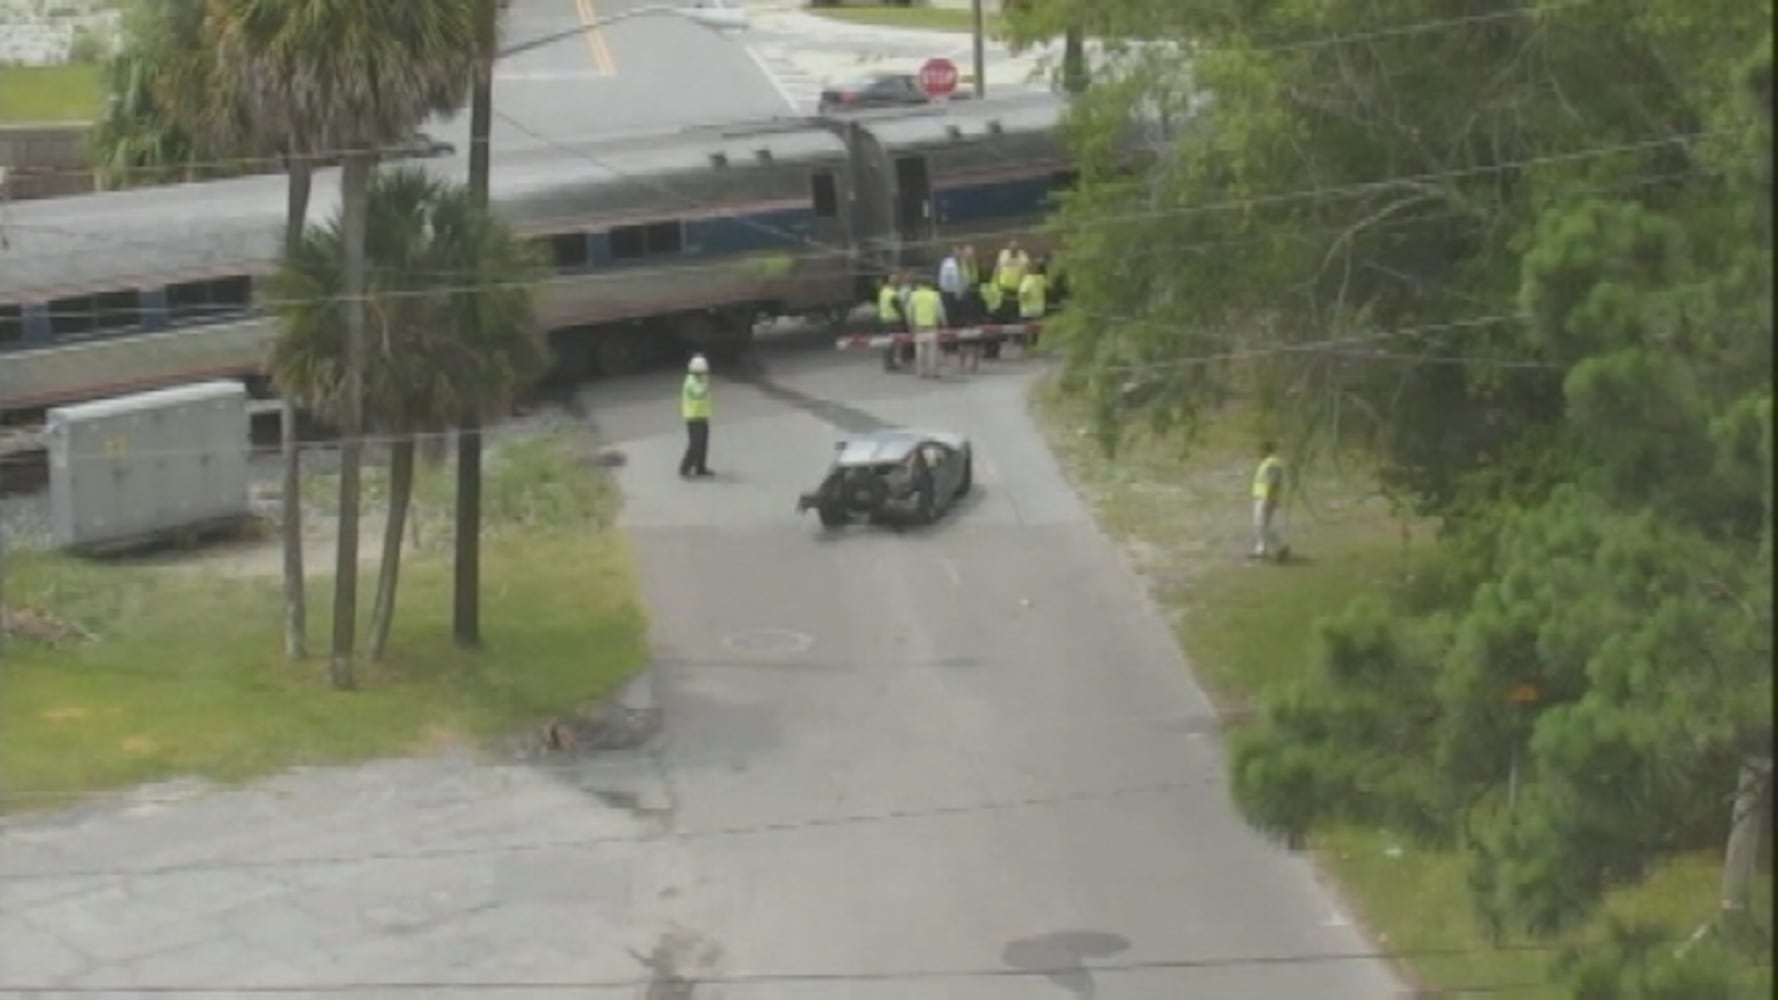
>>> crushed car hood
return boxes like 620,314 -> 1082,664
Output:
833,429 -> 967,468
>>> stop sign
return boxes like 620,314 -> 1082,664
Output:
918,57 -> 959,98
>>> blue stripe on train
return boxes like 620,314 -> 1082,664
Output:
934,174 -> 1060,226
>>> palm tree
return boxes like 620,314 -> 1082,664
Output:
268,168 -> 546,661
90,0 -> 229,188
93,0 -> 316,664
206,0 -> 482,689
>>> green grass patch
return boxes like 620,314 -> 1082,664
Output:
809,3 -> 1002,34
0,63 -> 103,123
1030,377 -> 1770,994
0,432 -> 646,810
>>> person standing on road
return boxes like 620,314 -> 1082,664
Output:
938,246 -> 967,323
960,244 -> 981,306
877,271 -> 908,372
907,277 -> 947,379
679,355 -> 714,478
1251,441 -> 1287,560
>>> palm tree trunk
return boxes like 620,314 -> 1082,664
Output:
368,435 -> 415,661
1063,26 -> 1087,94
280,156 -> 312,662
453,55 -> 494,650
329,151 -> 372,691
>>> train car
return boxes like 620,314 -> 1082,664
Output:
0,121 -> 858,416
0,96 -> 1075,420
835,92 -> 1071,276
494,121 -> 857,376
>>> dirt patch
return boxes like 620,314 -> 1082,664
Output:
2,604 -> 97,645
408,723 -> 472,756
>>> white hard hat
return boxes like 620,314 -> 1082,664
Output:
687,354 -> 710,374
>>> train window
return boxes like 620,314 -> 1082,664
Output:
609,221 -> 685,261
609,225 -> 646,260
167,275 -> 253,322
48,290 -> 141,338
0,303 -> 21,345
547,233 -> 589,270
47,295 -> 96,337
644,221 -> 683,255
811,171 -> 839,218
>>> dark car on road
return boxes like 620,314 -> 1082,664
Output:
817,72 -> 936,114
797,429 -> 974,529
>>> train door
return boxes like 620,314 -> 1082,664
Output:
840,121 -> 896,295
893,154 -> 932,254
809,166 -> 847,248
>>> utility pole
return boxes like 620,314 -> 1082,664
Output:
971,0 -> 986,99
454,1 -> 497,650
1721,755 -> 1771,914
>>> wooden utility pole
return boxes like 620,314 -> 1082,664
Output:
1721,755 -> 1772,913
454,2 -> 496,650
971,0 -> 986,99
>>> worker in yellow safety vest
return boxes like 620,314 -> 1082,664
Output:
994,240 -> 1029,307
906,277 -> 948,379
1250,441 -> 1288,560
877,271 -> 911,371
679,354 -> 713,478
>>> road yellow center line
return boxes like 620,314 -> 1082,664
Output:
576,0 -> 617,77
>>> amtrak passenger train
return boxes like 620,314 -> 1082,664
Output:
0,94 -> 1080,419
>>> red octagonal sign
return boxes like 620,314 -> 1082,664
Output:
918,57 -> 959,98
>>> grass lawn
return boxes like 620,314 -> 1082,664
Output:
0,63 -> 103,123
809,3 -> 1001,34
0,432 -> 648,810
1031,378 -> 1770,996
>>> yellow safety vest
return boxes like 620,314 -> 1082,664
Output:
996,252 -> 1027,291
877,284 -> 901,322
979,281 -> 1003,314
909,287 -> 942,329
1252,455 -> 1283,500
1018,272 -> 1048,319
961,259 -> 979,285
681,374 -> 711,420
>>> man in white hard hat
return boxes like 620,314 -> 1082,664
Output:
679,354 -> 714,478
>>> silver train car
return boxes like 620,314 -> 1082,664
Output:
0,94 -> 1071,418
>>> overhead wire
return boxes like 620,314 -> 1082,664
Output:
0,950 -> 1572,996
2,132 -> 1718,309
0,309 -> 1552,475
0,775 -> 1221,883
0,0 -> 1608,183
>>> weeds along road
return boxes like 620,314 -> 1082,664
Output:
0,338 -> 1404,998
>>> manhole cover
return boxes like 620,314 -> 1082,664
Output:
721,629 -> 813,656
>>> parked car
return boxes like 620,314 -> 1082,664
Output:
817,72 -> 934,114
796,429 -> 974,529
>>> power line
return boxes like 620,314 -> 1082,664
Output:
0,947 -> 1571,996
18,0 -> 1607,184
3,132 -> 1718,310
0,310 -> 1544,473
0,775 -> 1220,883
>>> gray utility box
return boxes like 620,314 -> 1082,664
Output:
47,380 -> 251,551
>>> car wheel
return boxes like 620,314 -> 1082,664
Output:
817,504 -> 849,529
957,456 -> 972,497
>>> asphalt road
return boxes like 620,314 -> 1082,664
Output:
0,346 -> 1407,998
424,0 -> 794,162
